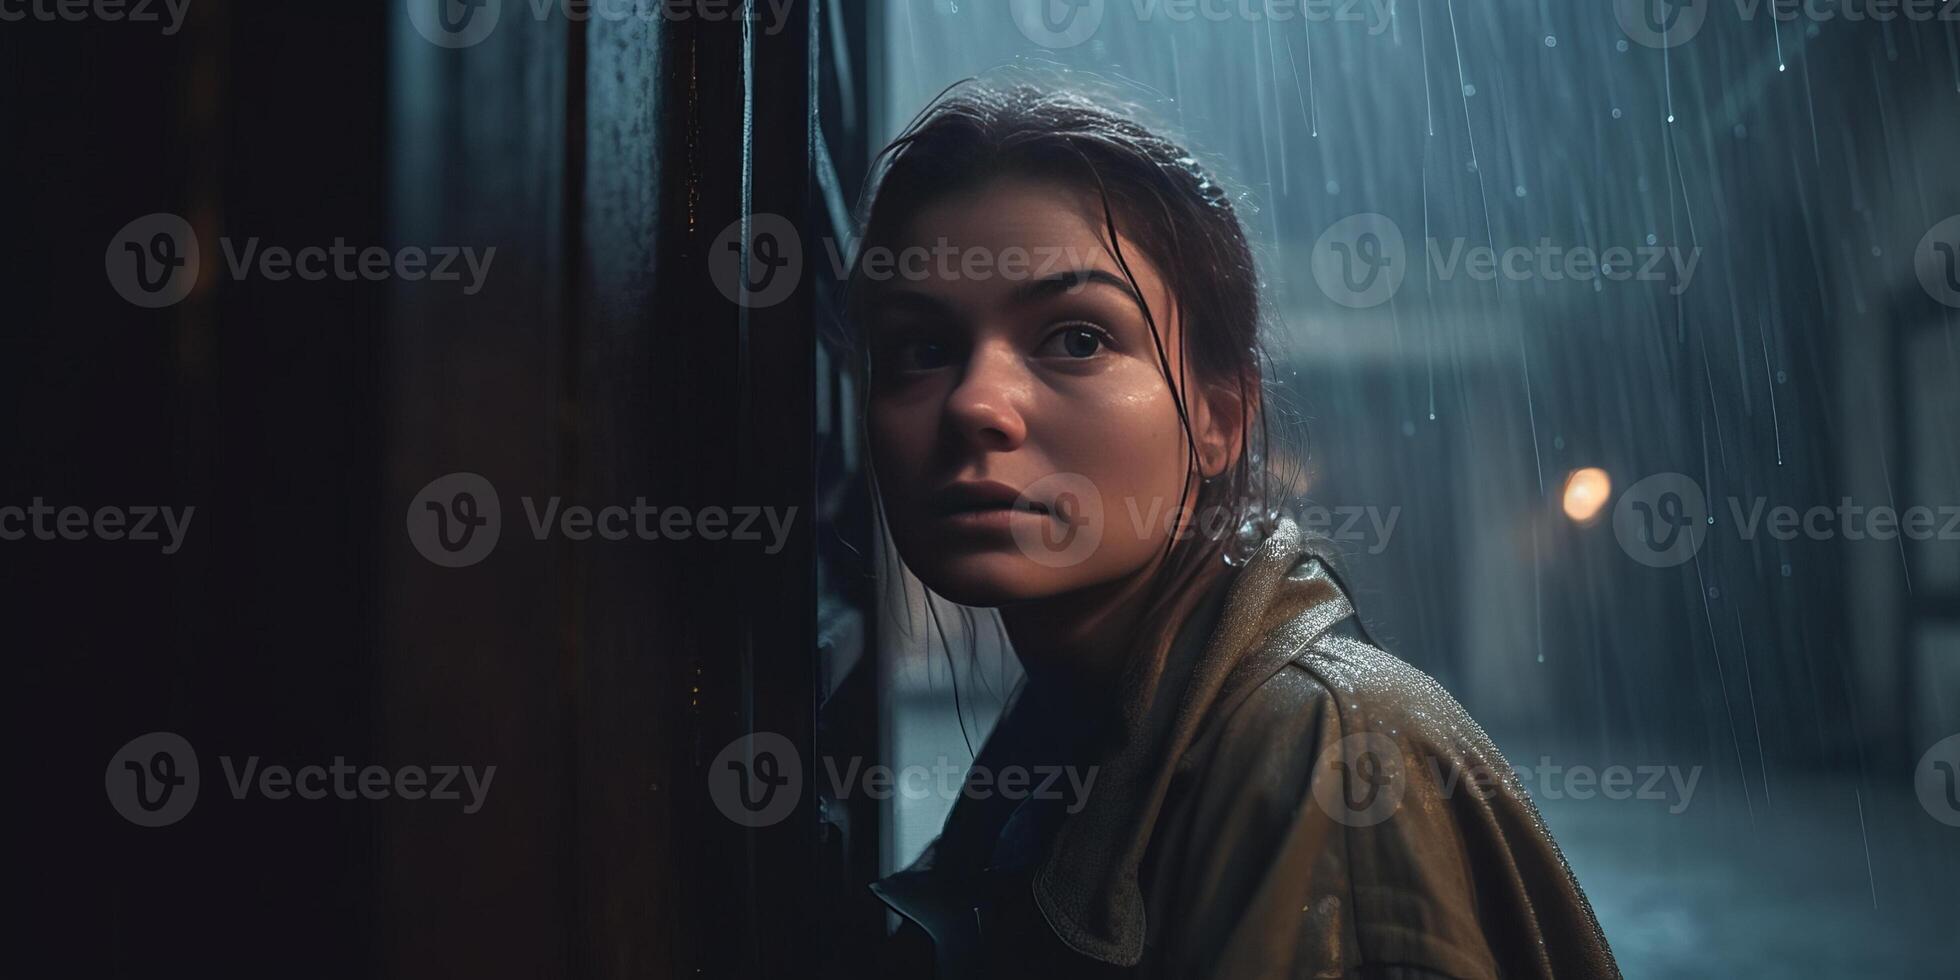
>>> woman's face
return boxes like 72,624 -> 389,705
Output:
864,177 -> 1237,607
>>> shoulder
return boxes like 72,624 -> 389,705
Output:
1290,629 -> 1492,754
1181,619 -> 1540,857
1157,606 -> 1618,977
1195,621 -> 1490,772
1146,626 -> 1524,975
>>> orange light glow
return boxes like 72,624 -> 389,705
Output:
1562,468 -> 1612,523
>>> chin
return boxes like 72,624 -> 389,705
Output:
907,553 -> 1077,607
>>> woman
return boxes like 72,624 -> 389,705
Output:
846,81 -> 1619,979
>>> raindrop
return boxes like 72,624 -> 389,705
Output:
1646,233 -> 1659,246
1553,435 -> 1565,451
1781,563 -> 1793,577
1462,83 -> 1476,97
1776,370 -> 1788,383
1666,113 -> 1676,123
1401,420 -> 1416,437
1616,39 -> 1629,52
1708,586 -> 1721,599
1514,185 -> 1527,198
1870,245 -> 1882,257
1611,107 -> 1623,119
1733,124 -> 1748,138
1325,179 -> 1341,195
1544,35 -> 1557,48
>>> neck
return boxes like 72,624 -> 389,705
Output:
999,567 -> 1157,700
999,538 -> 1232,705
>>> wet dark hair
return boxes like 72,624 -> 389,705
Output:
845,78 -> 1300,742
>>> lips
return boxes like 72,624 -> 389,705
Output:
929,480 -> 1051,518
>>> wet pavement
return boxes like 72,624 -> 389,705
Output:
1542,775 -> 1958,977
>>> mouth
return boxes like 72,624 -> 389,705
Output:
936,498 -> 1052,517
928,481 -> 1053,520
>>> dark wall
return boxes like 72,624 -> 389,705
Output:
8,3 -> 827,977
7,4 -> 390,977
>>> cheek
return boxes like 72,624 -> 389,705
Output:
1052,375 -> 1189,496
866,396 -> 930,486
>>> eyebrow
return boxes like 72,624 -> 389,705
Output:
873,267 -> 1146,319
1010,268 -> 1146,310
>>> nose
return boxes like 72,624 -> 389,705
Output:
943,340 -> 1029,452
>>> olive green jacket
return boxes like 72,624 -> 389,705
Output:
872,518 -> 1619,978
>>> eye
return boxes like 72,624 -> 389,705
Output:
899,339 -> 955,370
1039,322 -> 1113,360
874,330 -> 959,374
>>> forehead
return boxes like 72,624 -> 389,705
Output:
902,177 -> 1102,249
880,176 -> 1172,315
